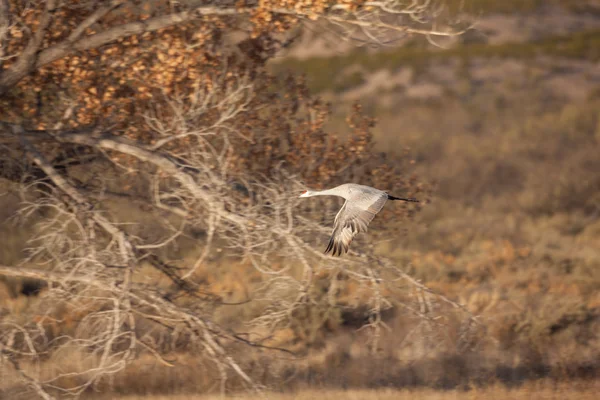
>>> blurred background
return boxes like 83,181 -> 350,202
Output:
1,0 -> 599,398
265,0 -> 600,393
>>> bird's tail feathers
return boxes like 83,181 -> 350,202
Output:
387,194 -> 419,202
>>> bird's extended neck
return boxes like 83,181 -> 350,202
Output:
307,187 -> 346,199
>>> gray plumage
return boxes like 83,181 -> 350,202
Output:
299,184 -> 418,256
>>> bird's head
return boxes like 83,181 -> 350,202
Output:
299,190 -> 313,198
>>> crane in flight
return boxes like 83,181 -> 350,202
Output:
299,184 -> 419,256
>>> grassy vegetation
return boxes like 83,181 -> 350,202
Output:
2,5 -> 600,399
2,91 -> 600,398
270,30 -> 600,93
99,381 -> 600,399
445,0 -> 594,14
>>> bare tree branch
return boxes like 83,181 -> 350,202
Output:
0,0 -> 11,64
0,352 -> 56,400
0,0 -> 57,94
0,1 -> 467,95
0,4 -> 246,95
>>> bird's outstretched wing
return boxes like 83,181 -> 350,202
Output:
325,193 -> 388,256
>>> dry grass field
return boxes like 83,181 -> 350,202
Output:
1,2 -> 599,399
97,381 -> 600,400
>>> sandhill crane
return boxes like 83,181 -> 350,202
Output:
299,184 -> 419,256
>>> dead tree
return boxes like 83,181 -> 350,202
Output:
0,1 -> 476,398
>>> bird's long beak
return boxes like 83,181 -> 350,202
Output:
299,190 -> 308,198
